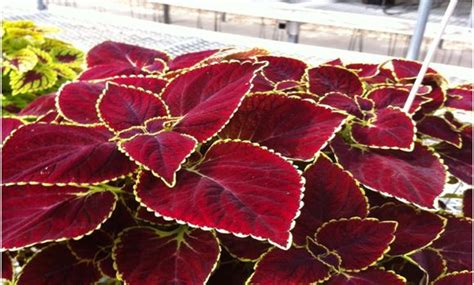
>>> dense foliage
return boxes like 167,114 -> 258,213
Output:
2,41 -> 472,285
2,20 -> 84,112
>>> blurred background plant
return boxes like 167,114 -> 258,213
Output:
2,20 -> 84,113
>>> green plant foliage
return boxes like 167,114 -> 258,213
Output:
2,20 -> 84,111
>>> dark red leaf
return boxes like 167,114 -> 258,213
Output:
409,248 -> 447,282
391,59 -> 438,81
275,80 -> 302,92
223,48 -> 269,61
257,56 -> 307,83
417,115 -> 462,147
135,206 -> 176,226
143,58 -> 167,74
207,255 -> 253,285
67,230 -> 113,261
98,83 -> 169,131
136,140 -> 304,249
308,65 -> 363,96
2,117 -> 24,143
78,63 -> 147,80
248,247 -> 331,284
463,189 -> 472,218
57,81 -> 105,125
119,131 -> 197,186
324,58 -> 343,66
168,49 -> 221,70
2,252 -> 13,282
366,86 -> 430,114
219,94 -> 346,160
346,63 -> 379,78
364,67 -> 396,84
35,111 -> 62,123
315,218 -> 397,270
444,111 -> 464,129
114,227 -> 220,285
318,91 -> 364,118
109,75 -> 168,95
19,93 -> 56,116
355,95 -> 375,111
2,184 -> 116,249
16,244 -> 101,285
250,73 -> 275,92
369,203 -> 446,255
217,234 -> 270,261
100,200 -> 137,236
2,124 -> 136,185
98,255 -> 116,278
431,216 -> 472,272
326,267 -> 405,285
161,62 -> 264,142
306,238 -> 342,269
445,87 -> 472,111
331,136 -> 446,208
415,86 -> 446,116
86,41 -> 169,67
292,155 -> 368,245
436,126 -> 472,184
351,107 -> 415,150
433,271 -> 473,285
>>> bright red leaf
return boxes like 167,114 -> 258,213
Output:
318,91 -> 364,118
2,253 -> 13,282
257,56 -> 307,83
19,93 -> 56,116
308,65 -> 363,96
366,86 -> 430,114
390,59 -> 438,81
168,49 -> 220,70
445,87 -> 472,111
109,75 -> 168,95
2,117 -> 24,143
346,63 -> 379,78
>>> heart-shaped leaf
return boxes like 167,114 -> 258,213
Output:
365,67 -> 396,85
346,63 -> 379,78
315,218 -> 397,270
57,81 -> 105,125
318,91 -> 364,118
248,247 -> 331,284
390,59 -> 438,81
370,203 -> 446,255
308,65 -> 363,96
97,83 -> 169,132
217,234 -> 270,261
366,86 -> 430,114
219,94 -> 346,160
114,227 -> 220,285
250,73 -> 275,92
2,117 -> 24,143
417,115 -> 462,147
257,56 -> 307,83
161,61 -> 264,142
292,155 -> 368,245
168,49 -> 221,70
326,267 -> 406,285
119,131 -> 197,186
2,124 -> 136,185
431,216 -> 472,272
331,136 -> 446,208
445,86 -> 472,111
136,140 -> 304,249
2,184 -> 116,249
350,107 -> 415,150
409,248 -> 447,283
16,244 -> 101,285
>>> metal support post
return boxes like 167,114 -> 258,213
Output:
406,0 -> 433,60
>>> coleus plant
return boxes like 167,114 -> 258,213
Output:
2,20 -> 84,112
2,41 -> 472,285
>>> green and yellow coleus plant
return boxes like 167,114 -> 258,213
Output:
2,20 -> 84,112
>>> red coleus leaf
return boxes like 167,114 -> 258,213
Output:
78,63 -> 148,80
315,218 -> 397,271
318,92 -> 364,118
409,248 -> 447,282
369,203 -> 446,255
19,92 -> 56,116
445,86 -> 472,111
109,75 -> 168,95
292,155 -> 368,245
136,140 -> 304,249
16,244 -> 101,285
67,229 -> 113,261
2,253 -> 13,282
366,86 -> 430,114
86,40 -> 169,68
2,184 -> 116,249
57,81 -> 105,125
135,206 -> 176,226
219,94 -> 346,160
331,136 -> 446,208
248,247 -> 331,284
2,124 -> 136,185
433,271 -> 473,285
463,189 -> 472,218
346,63 -> 380,78
2,117 -> 24,143
324,58 -> 344,66
250,73 -> 275,92
306,238 -> 342,269
390,59 -> 438,81
168,49 -> 221,70
114,227 -> 220,285
326,267 -> 406,285
308,65 -> 363,97
274,80 -> 302,92
223,48 -> 269,61
417,115 -> 462,147
415,86 -> 446,118
97,83 -> 169,132
431,216 -> 472,272
217,234 -> 270,261
119,131 -> 197,186
355,95 -> 374,111
436,126 -> 472,184
257,56 -> 307,83
364,67 -> 396,85
350,107 -> 415,150
98,255 -> 116,278
161,61 -> 264,142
